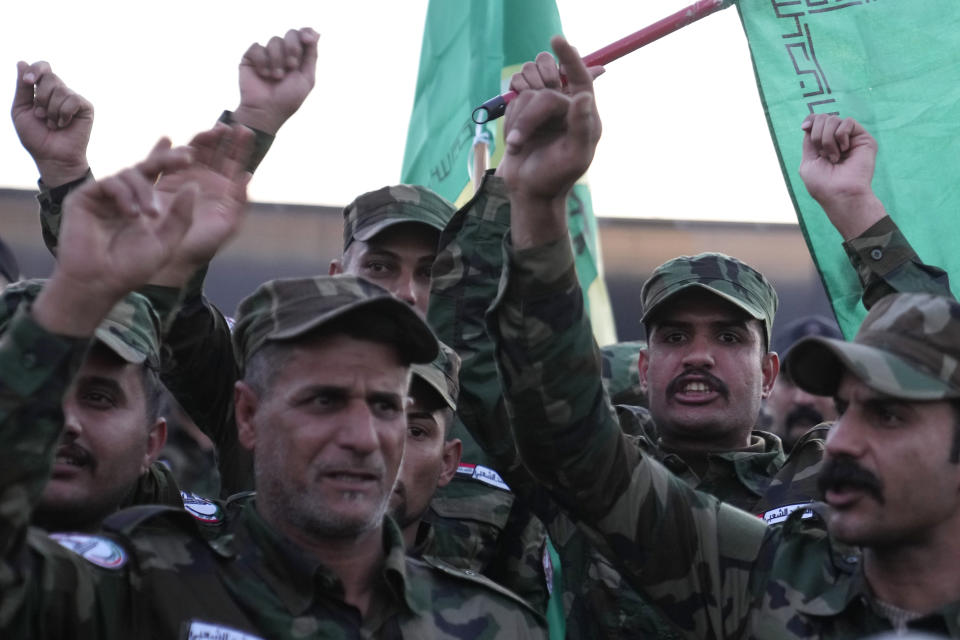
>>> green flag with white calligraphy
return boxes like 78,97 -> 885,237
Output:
736,0 -> 960,336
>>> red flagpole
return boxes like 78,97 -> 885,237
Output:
472,0 -> 734,124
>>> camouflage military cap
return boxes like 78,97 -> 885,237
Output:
0,279 -> 160,367
342,184 -> 456,251
788,293 -> 960,400
411,341 -> 461,411
232,274 -> 439,368
600,340 -> 647,406
640,252 -> 779,345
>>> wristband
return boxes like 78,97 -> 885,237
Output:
218,110 -> 275,173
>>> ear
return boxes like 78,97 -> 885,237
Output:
437,438 -> 462,488
760,351 -> 780,399
329,258 -> 343,275
235,381 -> 260,451
637,348 -> 650,392
141,417 -> 168,472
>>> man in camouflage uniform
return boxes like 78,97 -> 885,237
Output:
331,184 -> 455,315
14,31 -> 318,500
489,35 -> 960,638
762,315 -> 842,451
0,150 -> 546,638
390,342 -> 463,550
0,279 -> 186,530
428,42 -> 822,637
332,185 -> 553,616
7,59 -> 264,525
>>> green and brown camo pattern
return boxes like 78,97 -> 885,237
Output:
641,252 -> 779,345
342,184 -> 456,251
0,310 -> 546,639
488,232 -> 959,638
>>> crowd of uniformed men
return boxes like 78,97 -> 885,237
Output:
2,27 -> 959,640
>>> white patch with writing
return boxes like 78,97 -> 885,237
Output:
761,502 -> 814,525
181,491 -> 222,523
50,533 -> 128,569
456,463 -> 511,492
186,620 -> 264,640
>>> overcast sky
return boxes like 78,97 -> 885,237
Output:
0,0 -> 796,223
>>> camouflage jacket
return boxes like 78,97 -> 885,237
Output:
843,215 -> 952,309
487,235 -> 960,638
430,174 -> 822,639
35,176 -> 549,612
0,307 -> 546,639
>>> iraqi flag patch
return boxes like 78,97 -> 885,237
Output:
456,463 -> 511,492
50,533 -> 128,569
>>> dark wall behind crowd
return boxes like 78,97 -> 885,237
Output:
1,188 -> 834,344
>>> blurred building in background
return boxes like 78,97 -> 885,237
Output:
1,187 -> 833,342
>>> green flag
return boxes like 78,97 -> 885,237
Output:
402,0 -> 617,344
736,0 -> 960,337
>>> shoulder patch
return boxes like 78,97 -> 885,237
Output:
760,502 -> 815,525
180,491 -> 223,524
456,463 -> 511,492
50,533 -> 128,569
186,620 -> 263,640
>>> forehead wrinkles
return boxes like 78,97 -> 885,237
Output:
278,343 -> 407,396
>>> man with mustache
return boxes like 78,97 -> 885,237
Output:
0,145 -> 546,636
491,35 -> 960,637
763,315 -> 843,452
11,29 -> 319,515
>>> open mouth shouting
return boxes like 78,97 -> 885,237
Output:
667,370 -> 730,405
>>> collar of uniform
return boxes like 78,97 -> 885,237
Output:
789,549 -> 867,617
381,515 -> 429,617
655,431 -> 785,496
236,503 -> 423,619
120,461 -> 185,511
407,518 -> 436,560
796,558 -> 960,634
729,430 -> 786,496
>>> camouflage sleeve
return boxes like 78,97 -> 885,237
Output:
160,287 -> 251,497
36,170 -> 95,256
843,215 -> 952,309
0,307 -> 129,638
428,173 -> 552,614
488,235 -> 771,639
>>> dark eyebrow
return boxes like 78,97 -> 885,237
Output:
368,391 -> 404,406
78,375 -> 124,394
862,397 -> 912,415
360,247 -> 401,260
406,410 -> 437,421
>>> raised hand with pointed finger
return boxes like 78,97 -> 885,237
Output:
499,36 -> 602,249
